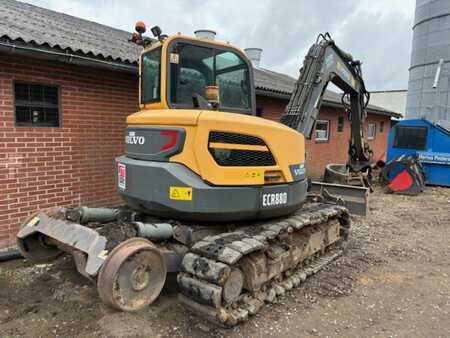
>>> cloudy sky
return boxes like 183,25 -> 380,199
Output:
27,0 -> 415,91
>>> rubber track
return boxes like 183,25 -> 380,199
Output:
178,203 -> 350,326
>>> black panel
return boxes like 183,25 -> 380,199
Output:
208,131 -> 275,166
209,148 -> 276,167
209,131 -> 265,145
394,126 -> 428,150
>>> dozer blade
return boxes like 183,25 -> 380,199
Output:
309,180 -> 369,216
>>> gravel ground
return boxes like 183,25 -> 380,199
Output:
0,186 -> 449,337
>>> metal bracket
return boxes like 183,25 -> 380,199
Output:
17,212 -> 108,277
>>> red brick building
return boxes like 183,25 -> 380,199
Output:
253,87 -> 398,177
0,0 -> 399,248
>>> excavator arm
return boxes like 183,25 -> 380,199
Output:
281,33 -> 372,172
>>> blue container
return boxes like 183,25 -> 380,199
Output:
386,119 -> 450,187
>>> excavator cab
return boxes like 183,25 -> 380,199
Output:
140,36 -> 255,114
117,25 -> 308,222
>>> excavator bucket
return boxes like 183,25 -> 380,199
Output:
380,154 -> 426,195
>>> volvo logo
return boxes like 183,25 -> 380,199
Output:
125,131 -> 145,145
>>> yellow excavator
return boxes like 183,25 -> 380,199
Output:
17,22 -> 371,326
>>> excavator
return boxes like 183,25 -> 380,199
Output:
17,23 -> 371,326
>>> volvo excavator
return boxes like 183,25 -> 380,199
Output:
17,23 -> 371,326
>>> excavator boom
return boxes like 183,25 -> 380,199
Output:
281,33 -> 372,171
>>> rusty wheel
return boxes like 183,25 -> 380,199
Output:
97,238 -> 166,312
17,210 -> 63,263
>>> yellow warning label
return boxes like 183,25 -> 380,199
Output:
244,170 -> 262,179
169,186 -> 193,201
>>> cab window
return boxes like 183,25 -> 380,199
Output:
170,44 -> 213,105
169,41 -> 252,113
216,51 -> 250,110
141,48 -> 161,104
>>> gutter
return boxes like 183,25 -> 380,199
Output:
0,40 -> 138,74
323,99 -> 402,119
255,88 -> 291,100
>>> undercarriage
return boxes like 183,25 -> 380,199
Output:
17,202 -> 349,326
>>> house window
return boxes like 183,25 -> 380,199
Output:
379,121 -> 384,133
315,120 -> 330,142
14,83 -> 60,127
337,113 -> 344,132
367,123 -> 376,140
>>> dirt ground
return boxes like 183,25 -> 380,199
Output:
0,186 -> 449,338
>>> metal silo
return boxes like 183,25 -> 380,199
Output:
406,0 -> 450,124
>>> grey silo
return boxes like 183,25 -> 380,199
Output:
406,0 -> 450,123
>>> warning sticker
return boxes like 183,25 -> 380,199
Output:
170,53 -> 179,64
244,170 -> 262,179
169,186 -> 193,201
118,163 -> 126,190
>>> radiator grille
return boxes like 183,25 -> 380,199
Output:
208,131 -> 276,167
209,131 -> 265,146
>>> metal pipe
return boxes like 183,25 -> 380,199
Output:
66,207 -> 119,224
0,249 -> 22,262
134,222 -> 173,241
433,59 -> 444,89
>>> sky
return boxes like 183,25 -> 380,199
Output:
26,0 -> 416,91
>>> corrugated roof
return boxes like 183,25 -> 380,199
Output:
0,0 -> 141,64
254,67 -> 297,95
0,0 -> 400,118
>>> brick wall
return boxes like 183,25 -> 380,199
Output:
256,96 -> 392,178
0,55 -> 138,248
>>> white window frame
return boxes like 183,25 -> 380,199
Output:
367,123 -> 376,140
315,120 -> 330,142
